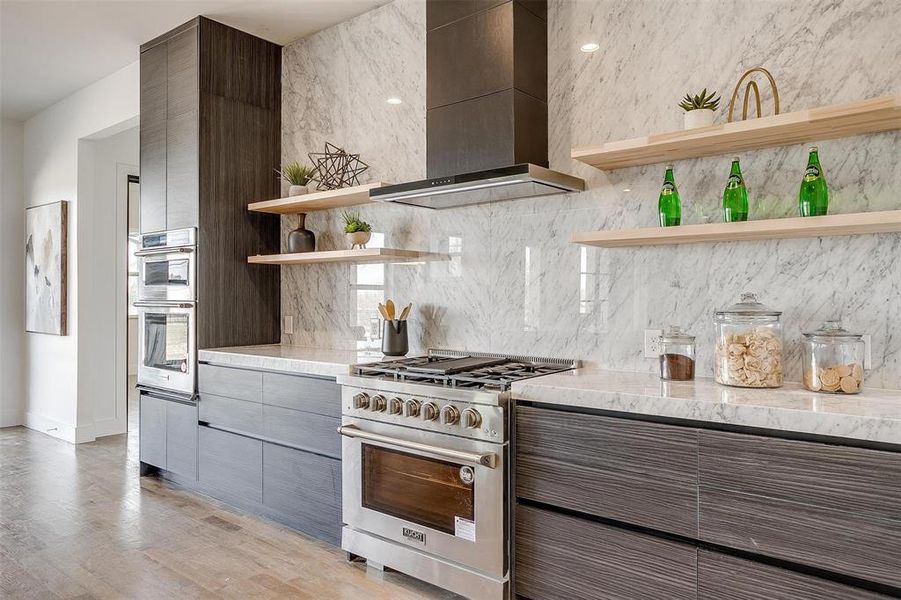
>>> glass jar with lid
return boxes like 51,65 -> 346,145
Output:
659,326 -> 696,381
802,320 -> 865,394
714,292 -> 784,388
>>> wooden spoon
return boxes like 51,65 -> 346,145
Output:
385,299 -> 396,321
377,303 -> 389,321
399,303 -> 411,321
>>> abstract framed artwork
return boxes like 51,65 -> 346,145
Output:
25,200 -> 68,335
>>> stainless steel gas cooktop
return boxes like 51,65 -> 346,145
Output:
348,349 -> 579,392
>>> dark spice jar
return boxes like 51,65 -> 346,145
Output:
659,325 -> 696,381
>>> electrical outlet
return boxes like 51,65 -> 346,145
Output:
283,315 -> 294,335
644,329 -> 663,359
862,334 -> 872,370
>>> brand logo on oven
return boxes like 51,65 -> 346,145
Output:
402,527 -> 426,545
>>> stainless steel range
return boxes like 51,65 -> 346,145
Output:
337,350 -> 578,600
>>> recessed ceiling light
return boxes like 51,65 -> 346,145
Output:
622,188 -> 631,192
580,42 -> 600,53
386,97 -> 403,105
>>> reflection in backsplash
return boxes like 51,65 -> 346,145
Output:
280,0 -> 901,389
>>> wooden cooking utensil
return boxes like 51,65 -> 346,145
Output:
399,303 -> 411,321
385,299 -> 396,321
377,303 -> 389,321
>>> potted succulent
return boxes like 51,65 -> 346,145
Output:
679,88 -> 720,130
342,210 -> 372,249
276,161 -> 317,196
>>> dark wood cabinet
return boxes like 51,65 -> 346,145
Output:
515,404 -> 698,537
515,505 -> 697,600
514,402 -> 901,599
698,551 -> 891,600
139,17 -> 281,349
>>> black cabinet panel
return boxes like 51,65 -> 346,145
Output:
515,505 -> 697,600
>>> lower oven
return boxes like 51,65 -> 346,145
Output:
339,416 -> 507,580
136,301 -> 196,395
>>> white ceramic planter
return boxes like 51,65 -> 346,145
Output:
683,108 -> 715,129
347,231 -> 372,249
288,184 -> 308,196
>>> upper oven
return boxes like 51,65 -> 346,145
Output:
136,228 -> 196,302
339,415 -> 507,578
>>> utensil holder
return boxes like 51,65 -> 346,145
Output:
382,320 -> 408,356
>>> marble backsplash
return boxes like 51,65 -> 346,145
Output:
280,0 -> 901,389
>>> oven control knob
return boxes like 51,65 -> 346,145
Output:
462,408 -> 483,429
370,395 -> 386,412
441,405 -> 460,426
388,397 -> 404,415
403,399 -> 421,418
353,392 -> 370,409
421,402 -> 439,422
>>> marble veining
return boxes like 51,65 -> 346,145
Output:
512,369 -> 901,445
199,345 -> 382,377
280,0 -> 901,389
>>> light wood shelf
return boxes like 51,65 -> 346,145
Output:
571,95 -> 901,170
248,248 -> 449,265
247,182 -> 388,214
571,210 -> 901,248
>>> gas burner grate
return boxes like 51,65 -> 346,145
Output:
351,351 -> 579,391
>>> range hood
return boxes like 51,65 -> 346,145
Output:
371,164 -> 584,209
379,0 -> 584,210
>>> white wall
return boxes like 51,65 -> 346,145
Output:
78,128 -> 139,438
0,118 -> 25,427
23,61 -> 139,443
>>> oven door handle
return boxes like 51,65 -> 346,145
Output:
134,301 -> 196,309
337,424 -> 497,468
135,246 -> 194,257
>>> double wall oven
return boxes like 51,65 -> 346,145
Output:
135,228 -> 197,397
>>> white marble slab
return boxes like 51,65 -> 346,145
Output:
512,369 -> 901,446
199,345 -> 383,378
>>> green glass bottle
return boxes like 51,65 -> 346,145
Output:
658,165 -> 681,227
799,146 -> 828,217
722,156 -> 749,222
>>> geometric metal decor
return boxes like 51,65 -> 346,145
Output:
307,142 -> 370,191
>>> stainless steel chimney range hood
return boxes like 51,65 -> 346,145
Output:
385,0 -> 584,210
371,164 -> 585,209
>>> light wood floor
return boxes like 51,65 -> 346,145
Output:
0,391 -> 454,599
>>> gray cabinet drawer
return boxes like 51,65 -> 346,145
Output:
166,400 -> 198,480
262,372 -> 340,418
198,364 -> 262,403
515,505 -> 697,600
199,393 -> 264,436
263,443 -> 341,545
263,405 -> 340,459
698,550 -> 890,600
199,426 -> 262,503
699,431 -> 901,588
515,405 -> 698,537
140,394 -> 167,468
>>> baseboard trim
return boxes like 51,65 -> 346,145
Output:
94,416 -> 127,438
24,413 -> 97,444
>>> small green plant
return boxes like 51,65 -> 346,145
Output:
275,161 -> 316,186
679,88 -> 721,112
341,210 -> 371,234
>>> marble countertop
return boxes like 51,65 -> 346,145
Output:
198,344 -> 383,378
512,369 -> 901,446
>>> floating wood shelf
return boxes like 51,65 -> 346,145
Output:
571,210 -> 901,248
248,248 -> 449,265
247,182 -> 388,214
571,95 -> 901,170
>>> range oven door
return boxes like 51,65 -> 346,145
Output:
339,417 -> 506,578
136,301 -> 196,395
